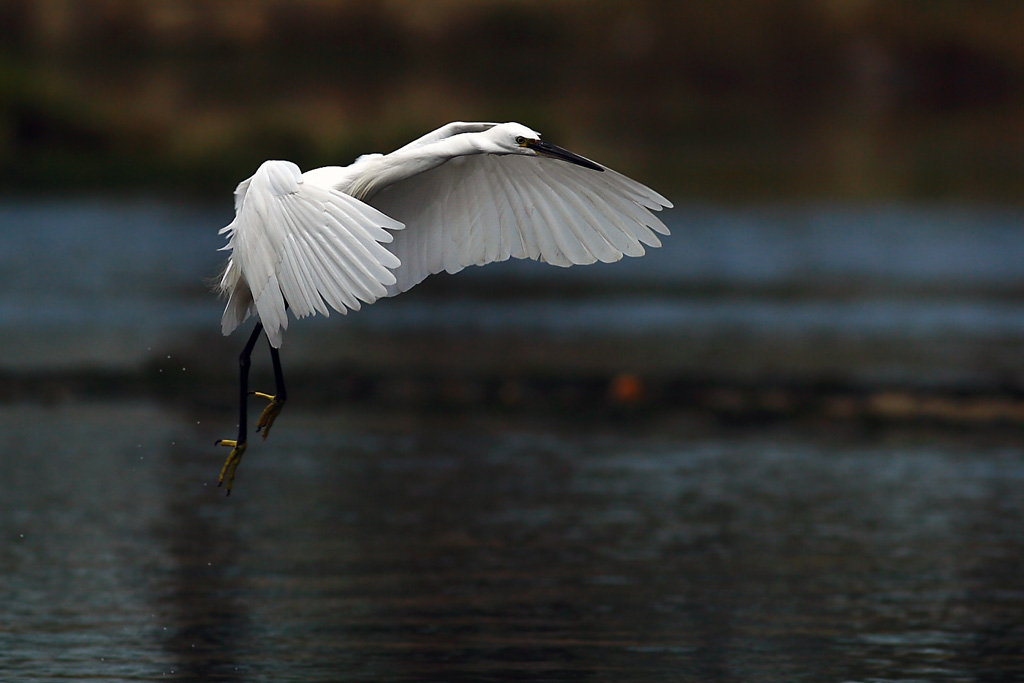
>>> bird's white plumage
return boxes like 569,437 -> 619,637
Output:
218,159 -> 403,347
370,152 -> 671,294
390,121 -> 499,154
217,122 -> 672,346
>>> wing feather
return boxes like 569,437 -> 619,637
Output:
289,223 -> 351,312
531,162 -> 618,263
486,161 -> 534,260
537,164 -> 645,258
495,162 -> 559,265
218,160 -> 404,347
371,154 -> 671,294
518,171 -> 583,266
558,164 -> 666,247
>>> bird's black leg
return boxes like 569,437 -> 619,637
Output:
216,321 -> 265,494
254,339 -> 287,439
270,344 -> 287,401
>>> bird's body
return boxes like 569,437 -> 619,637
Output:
214,121 -> 672,493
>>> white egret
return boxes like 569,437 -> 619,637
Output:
214,121 -> 672,493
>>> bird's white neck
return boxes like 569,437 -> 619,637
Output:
314,133 -> 493,202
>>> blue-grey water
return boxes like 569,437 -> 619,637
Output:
2,200 -> 1024,681
3,404 -> 1023,682
4,201 -> 1024,382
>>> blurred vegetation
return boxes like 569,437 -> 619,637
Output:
2,0 -> 1024,200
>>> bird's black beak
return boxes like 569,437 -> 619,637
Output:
526,139 -> 604,172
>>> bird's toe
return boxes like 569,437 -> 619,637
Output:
254,393 -> 286,441
215,439 -> 247,495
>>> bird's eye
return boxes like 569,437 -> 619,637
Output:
515,136 -> 526,145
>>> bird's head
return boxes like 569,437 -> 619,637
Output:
485,122 -> 604,172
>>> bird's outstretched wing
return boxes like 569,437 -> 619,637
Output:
218,160 -> 404,347
367,153 -> 672,295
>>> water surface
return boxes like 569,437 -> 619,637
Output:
3,201 -> 1024,386
2,402 -> 1023,681
2,200 -> 1024,680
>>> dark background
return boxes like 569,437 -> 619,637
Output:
2,0 -> 1024,201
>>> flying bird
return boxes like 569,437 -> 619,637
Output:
215,121 -> 672,493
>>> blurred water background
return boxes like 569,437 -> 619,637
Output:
2,2 -> 1024,681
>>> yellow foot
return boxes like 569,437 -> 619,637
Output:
254,392 -> 286,440
215,439 -> 247,495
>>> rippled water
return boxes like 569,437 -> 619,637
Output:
2,200 -> 1024,680
2,402 -> 1023,681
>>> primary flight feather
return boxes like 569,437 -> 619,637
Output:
213,121 -> 672,493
